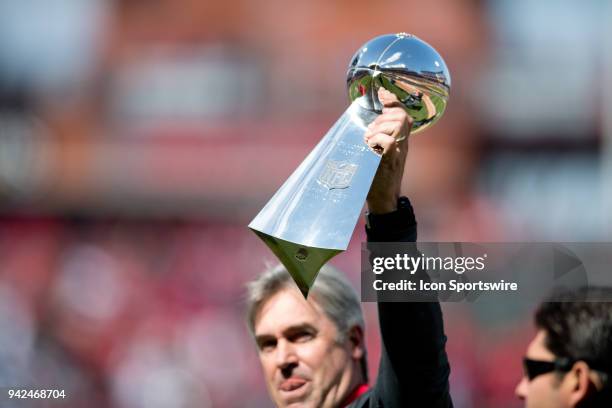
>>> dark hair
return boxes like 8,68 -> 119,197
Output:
535,286 -> 612,405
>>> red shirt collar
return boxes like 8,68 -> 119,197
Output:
342,384 -> 370,406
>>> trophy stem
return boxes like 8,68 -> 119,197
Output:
251,229 -> 342,298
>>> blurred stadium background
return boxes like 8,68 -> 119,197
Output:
0,0 -> 611,407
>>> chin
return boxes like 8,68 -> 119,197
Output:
281,397 -> 317,408
280,400 -> 316,408
276,391 -> 313,408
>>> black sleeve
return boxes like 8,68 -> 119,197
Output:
365,197 -> 453,407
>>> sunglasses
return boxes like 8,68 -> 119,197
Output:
522,357 -> 574,381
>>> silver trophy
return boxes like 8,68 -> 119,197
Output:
249,33 -> 451,297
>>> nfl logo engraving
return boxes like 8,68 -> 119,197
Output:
317,160 -> 358,190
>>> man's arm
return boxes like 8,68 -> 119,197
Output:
362,88 -> 452,407
366,201 -> 452,407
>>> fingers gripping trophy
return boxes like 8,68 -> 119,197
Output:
249,33 -> 451,297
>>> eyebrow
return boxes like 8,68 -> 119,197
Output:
255,323 -> 318,344
283,323 -> 317,337
254,334 -> 275,349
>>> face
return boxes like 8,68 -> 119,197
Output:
253,288 -> 363,408
515,330 -> 571,408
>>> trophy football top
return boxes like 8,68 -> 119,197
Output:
347,33 -> 451,134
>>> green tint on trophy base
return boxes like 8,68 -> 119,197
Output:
251,229 -> 342,298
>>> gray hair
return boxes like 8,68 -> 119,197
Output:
245,263 -> 368,381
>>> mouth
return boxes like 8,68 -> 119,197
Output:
279,377 -> 307,392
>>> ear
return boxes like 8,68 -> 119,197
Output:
347,325 -> 365,360
567,361 -> 596,407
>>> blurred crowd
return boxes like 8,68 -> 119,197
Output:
0,0 -> 610,407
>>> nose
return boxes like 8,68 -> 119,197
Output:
515,377 -> 527,400
275,339 -> 298,370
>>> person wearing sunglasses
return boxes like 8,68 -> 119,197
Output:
516,287 -> 612,407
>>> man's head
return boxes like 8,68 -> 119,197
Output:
246,264 -> 367,408
516,287 -> 612,408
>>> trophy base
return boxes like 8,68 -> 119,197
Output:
251,229 -> 342,298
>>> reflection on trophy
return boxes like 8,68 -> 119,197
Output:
249,33 -> 451,297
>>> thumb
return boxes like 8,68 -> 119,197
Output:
378,87 -> 400,107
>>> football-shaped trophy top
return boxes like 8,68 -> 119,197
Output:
347,33 -> 451,134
